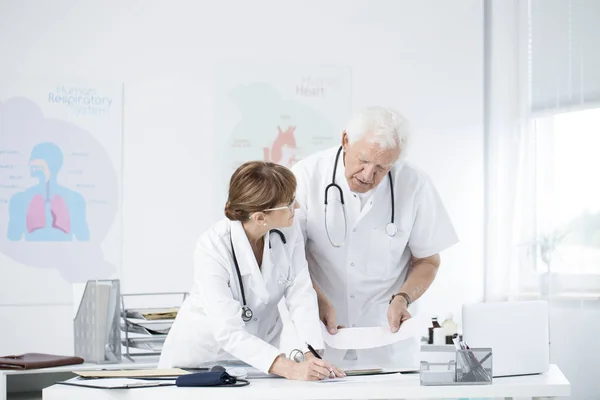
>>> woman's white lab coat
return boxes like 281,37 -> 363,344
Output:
158,218 -> 323,374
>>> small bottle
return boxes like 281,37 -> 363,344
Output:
428,317 -> 441,344
442,313 -> 458,344
433,327 -> 445,345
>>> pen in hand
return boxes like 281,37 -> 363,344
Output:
306,343 -> 321,359
306,342 -> 335,379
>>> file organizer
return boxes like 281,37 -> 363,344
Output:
420,348 -> 492,386
74,279 -> 122,364
120,291 -> 188,361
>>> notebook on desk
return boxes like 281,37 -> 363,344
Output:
0,353 -> 84,370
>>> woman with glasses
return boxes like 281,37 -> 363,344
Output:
159,161 -> 345,381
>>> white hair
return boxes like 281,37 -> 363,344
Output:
345,106 -> 410,155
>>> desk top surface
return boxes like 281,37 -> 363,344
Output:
42,364 -> 571,400
0,360 -> 157,376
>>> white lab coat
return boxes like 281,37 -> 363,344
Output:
291,146 -> 459,369
158,218 -> 323,374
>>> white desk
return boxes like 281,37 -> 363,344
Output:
1,345 -> 447,400
42,364 -> 570,400
1,359 -> 157,400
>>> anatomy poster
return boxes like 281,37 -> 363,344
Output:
214,64 -> 351,195
0,81 -> 122,303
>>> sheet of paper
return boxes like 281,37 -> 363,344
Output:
60,377 -> 175,388
320,316 -> 427,349
74,368 -> 189,378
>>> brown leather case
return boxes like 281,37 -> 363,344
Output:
0,353 -> 84,370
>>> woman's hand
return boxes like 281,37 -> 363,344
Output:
288,358 -> 346,381
269,355 -> 346,381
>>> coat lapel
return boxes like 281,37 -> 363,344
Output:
230,220 -> 270,304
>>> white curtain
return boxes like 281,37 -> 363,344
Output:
485,1 -> 600,399
484,0 -> 530,301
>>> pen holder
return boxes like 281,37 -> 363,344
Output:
420,348 -> 492,386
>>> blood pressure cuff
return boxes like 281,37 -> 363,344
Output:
176,371 -> 250,387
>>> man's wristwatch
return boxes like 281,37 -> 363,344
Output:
389,292 -> 411,306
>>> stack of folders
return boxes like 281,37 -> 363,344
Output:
121,309 -> 177,354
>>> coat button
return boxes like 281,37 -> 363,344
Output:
352,324 -> 356,327
350,263 -> 354,266
350,295 -> 355,299
352,228 -> 356,232
253,318 -> 257,322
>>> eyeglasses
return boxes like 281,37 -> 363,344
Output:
264,198 -> 296,213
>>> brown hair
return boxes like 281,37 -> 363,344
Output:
224,161 -> 296,221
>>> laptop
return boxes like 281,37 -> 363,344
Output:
462,300 -> 550,377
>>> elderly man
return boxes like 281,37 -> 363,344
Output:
291,106 -> 458,369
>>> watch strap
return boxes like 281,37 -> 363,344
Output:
389,292 -> 411,306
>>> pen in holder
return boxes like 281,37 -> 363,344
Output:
455,348 -> 492,383
420,347 -> 492,386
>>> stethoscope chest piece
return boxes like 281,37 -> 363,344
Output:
241,306 -> 253,322
385,222 -> 397,237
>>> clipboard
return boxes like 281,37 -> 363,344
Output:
56,377 -> 176,389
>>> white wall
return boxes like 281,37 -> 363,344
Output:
0,0 -> 484,355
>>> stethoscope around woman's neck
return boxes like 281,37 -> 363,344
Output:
230,229 -> 291,322
324,146 -> 397,247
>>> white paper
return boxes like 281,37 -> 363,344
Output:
320,316 -> 426,349
62,377 -> 175,388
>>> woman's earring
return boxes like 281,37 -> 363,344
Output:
263,223 -> 267,226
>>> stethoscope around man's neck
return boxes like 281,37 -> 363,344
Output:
324,146 -> 397,247
231,229 -> 291,322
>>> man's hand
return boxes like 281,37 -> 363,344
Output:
387,295 -> 411,333
319,297 -> 343,335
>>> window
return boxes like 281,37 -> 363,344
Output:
485,0 -> 600,302
520,108 -> 600,294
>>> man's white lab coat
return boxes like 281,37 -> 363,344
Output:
291,146 -> 459,369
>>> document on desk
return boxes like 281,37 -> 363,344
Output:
320,316 -> 426,349
74,368 -> 190,378
57,377 -> 176,389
